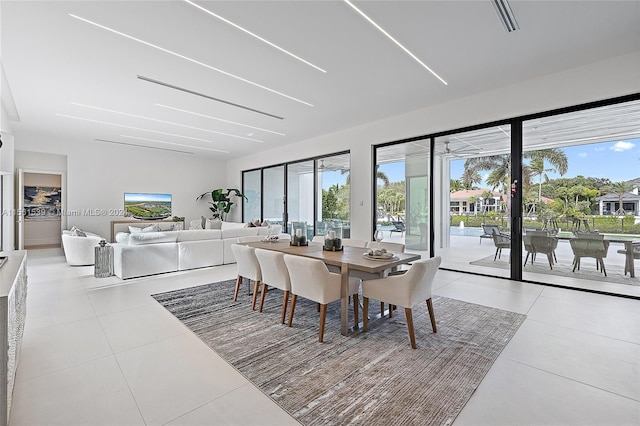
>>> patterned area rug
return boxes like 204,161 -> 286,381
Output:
153,280 -> 525,426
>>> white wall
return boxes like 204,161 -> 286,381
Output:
226,50 -> 640,241
12,132 -> 227,239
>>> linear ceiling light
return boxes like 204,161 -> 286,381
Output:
121,135 -> 229,153
57,113 -> 228,144
183,0 -> 326,73
69,14 -> 313,107
492,0 -> 519,32
94,139 -> 194,155
155,104 -> 285,136
70,102 -> 263,142
138,75 -> 284,120
343,0 -> 447,85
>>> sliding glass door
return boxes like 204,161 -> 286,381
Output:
242,169 -> 261,223
287,160 -> 314,237
262,166 -> 285,226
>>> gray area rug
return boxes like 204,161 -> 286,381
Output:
470,254 -> 639,286
153,280 -> 525,426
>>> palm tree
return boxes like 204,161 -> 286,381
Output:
460,168 -> 482,190
604,181 -> 633,215
524,149 -> 568,203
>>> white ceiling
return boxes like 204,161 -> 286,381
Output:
2,1 -> 639,159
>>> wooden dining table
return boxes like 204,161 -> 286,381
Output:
244,241 -> 421,335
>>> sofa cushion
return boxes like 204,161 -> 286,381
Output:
175,229 -> 222,242
129,224 -> 159,234
221,227 -> 259,239
205,218 -> 222,229
221,221 -> 246,231
128,232 -> 178,245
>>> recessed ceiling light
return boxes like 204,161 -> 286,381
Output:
68,13 -> 314,107
184,0 -> 326,74
121,135 -> 229,153
155,104 -> 285,136
343,0 -> 447,85
57,113 -> 228,144
71,102 -> 263,142
95,138 -> 195,155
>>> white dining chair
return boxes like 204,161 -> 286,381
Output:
362,256 -> 442,349
365,241 -> 405,253
230,243 -> 262,310
283,254 -> 361,342
254,248 -> 291,324
342,238 -> 367,248
311,236 -> 324,243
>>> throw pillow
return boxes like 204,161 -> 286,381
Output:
261,220 -> 270,227
247,221 -> 256,228
189,219 -> 203,230
73,228 -> 87,237
129,226 -> 143,234
142,224 -> 159,233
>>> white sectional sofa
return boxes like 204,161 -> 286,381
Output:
112,223 -> 285,279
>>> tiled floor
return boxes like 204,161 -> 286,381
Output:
9,248 -> 640,425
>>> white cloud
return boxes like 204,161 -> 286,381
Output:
594,147 -> 606,151
610,141 -> 635,152
578,152 -> 587,158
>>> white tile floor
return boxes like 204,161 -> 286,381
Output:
9,248 -> 640,426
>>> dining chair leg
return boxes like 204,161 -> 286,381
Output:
546,253 -> 553,270
233,275 -> 242,301
319,304 -> 327,343
363,297 -> 369,331
288,294 -> 297,327
494,248 -> 499,261
259,284 -> 268,312
523,252 -> 530,266
380,301 -> 385,316
251,280 -> 260,310
389,304 -> 393,318
353,294 -> 359,327
600,259 -> 607,276
426,298 -> 437,333
405,308 -> 417,349
280,290 -> 289,324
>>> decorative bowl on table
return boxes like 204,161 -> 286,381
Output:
262,235 -> 279,243
363,248 -> 397,260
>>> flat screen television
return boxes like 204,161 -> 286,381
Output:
124,192 -> 172,220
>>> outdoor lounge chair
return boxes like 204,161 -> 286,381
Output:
390,221 -> 406,237
569,232 -> 610,276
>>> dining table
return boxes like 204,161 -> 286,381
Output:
244,240 -> 421,335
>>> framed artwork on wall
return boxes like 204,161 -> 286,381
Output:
23,186 -> 62,221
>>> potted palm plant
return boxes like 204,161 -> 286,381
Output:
196,188 -> 247,221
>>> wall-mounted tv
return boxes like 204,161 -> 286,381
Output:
124,193 -> 172,220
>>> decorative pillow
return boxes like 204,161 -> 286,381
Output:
247,221 -> 256,228
73,228 -> 87,237
129,226 -> 142,234
189,219 -> 203,230
261,220 -> 270,227
158,224 -> 175,231
115,232 -> 130,244
128,232 -> 178,245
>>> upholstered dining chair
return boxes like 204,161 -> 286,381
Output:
365,240 -> 406,314
311,236 -> 324,243
362,256 -> 442,349
283,254 -> 361,342
254,248 -> 291,324
342,238 -> 368,248
230,244 -> 262,310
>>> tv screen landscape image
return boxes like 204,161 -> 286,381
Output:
124,193 -> 172,220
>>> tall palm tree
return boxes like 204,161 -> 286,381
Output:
524,149 -> 568,203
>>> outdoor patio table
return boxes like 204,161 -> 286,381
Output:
243,240 -> 421,335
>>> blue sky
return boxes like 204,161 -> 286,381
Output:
124,192 -> 172,202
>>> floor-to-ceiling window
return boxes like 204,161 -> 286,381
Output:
242,151 -> 350,237
242,169 -> 261,223
373,94 -> 640,298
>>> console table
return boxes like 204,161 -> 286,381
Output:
0,251 -> 27,425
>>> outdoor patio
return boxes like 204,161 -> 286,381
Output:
381,228 -> 640,298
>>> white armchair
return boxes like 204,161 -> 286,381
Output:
362,256 -> 442,349
61,232 -> 103,266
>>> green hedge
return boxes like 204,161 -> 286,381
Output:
450,214 -> 640,235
